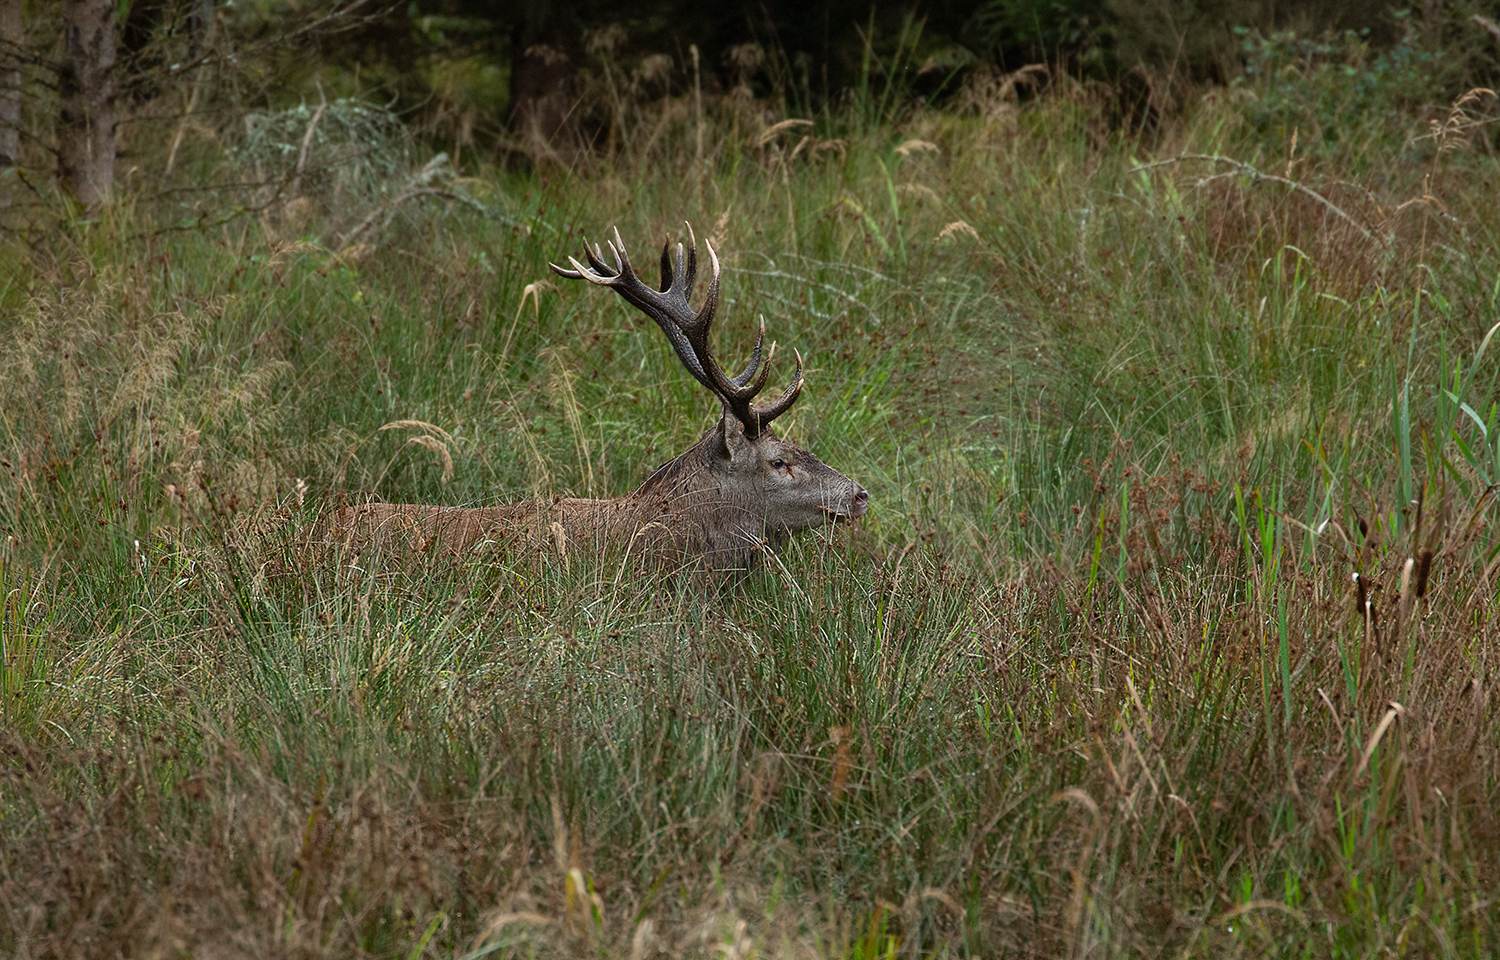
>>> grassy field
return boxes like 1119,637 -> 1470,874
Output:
4,48 -> 1500,959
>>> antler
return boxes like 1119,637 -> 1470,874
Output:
549,224 -> 804,437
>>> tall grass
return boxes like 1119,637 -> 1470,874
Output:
3,50 -> 1500,958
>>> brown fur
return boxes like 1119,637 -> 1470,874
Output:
315,423 -> 865,573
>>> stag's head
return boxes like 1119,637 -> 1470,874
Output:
550,225 -> 869,537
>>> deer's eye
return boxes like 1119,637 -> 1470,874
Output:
771,458 -> 786,470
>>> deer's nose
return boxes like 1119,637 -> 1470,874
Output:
851,487 -> 869,517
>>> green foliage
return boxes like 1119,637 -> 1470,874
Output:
6,30 -> 1500,958
235,98 -> 411,201
1233,25 -> 1443,156
968,0 -> 1112,71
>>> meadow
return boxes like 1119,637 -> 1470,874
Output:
3,37 -> 1500,959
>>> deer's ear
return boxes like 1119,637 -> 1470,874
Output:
711,415 -> 733,461
714,411 -> 752,461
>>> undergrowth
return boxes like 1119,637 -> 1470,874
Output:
3,43 -> 1500,960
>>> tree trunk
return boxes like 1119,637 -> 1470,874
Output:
508,14 -> 577,162
0,0 -> 20,170
59,0 -> 116,207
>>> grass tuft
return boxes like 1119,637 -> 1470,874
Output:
5,50 -> 1500,958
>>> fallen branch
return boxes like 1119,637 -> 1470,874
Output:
286,102 -> 328,203
338,187 -> 457,247
1128,153 -> 1374,240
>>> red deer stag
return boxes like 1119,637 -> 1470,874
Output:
319,226 -> 869,572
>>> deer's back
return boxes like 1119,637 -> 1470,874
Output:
310,496 -> 686,560
314,502 -> 533,557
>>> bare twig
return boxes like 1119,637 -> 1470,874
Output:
1129,153 -> 1374,240
116,0 -> 383,96
339,187 -> 457,247
131,174 -> 305,240
163,73 -> 207,177
286,102 -> 328,203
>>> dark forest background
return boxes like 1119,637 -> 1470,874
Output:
5,0 -> 1500,208
167,0 -> 1500,155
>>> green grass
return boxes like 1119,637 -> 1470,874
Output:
3,67 -> 1500,958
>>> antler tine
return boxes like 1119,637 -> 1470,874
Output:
689,237 -> 721,334
550,235 -> 618,281
561,255 -> 597,282
728,317 -> 767,388
683,222 -> 698,296
659,239 -> 693,300
699,335 -> 772,422
730,339 -> 773,399
562,254 -> 612,286
658,238 -> 674,293
747,348 -> 804,430
549,236 -> 594,279
586,238 -> 616,275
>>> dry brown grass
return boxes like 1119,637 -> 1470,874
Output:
5,39 -> 1500,959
